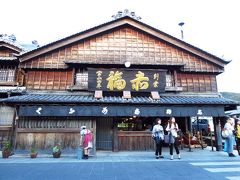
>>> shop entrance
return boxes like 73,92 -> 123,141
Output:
96,118 -> 113,150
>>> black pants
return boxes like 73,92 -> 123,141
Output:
236,137 -> 240,155
155,140 -> 163,156
169,138 -> 180,155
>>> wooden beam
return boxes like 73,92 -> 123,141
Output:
17,128 -> 81,133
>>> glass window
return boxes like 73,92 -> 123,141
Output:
0,106 -> 14,126
75,69 -> 88,87
166,71 -> 174,87
117,117 -> 153,131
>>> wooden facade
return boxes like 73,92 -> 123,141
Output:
1,16 -> 238,152
25,70 -> 73,90
16,117 -> 96,150
0,38 -> 24,149
19,25 -> 222,93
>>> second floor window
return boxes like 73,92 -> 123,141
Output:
0,66 -> 15,82
75,69 -> 88,87
166,71 -> 174,87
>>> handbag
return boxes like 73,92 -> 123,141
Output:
164,133 -> 175,144
221,129 -> 230,139
164,135 -> 169,143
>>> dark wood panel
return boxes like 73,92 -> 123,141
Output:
177,73 -> 217,93
25,70 -> 72,90
96,118 -> 113,150
118,131 -> 154,151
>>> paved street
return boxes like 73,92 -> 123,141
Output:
0,161 -> 232,180
0,147 -> 240,180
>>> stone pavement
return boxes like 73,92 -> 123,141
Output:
0,146 -> 239,163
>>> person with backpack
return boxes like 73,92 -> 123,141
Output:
166,117 -> 180,160
80,126 -> 93,159
152,118 -> 164,159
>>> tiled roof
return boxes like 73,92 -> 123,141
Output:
0,38 -> 38,53
20,16 -> 228,65
0,56 -> 18,61
0,86 -> 26,93
1,94 -> 238,105
0,38 -> 24,51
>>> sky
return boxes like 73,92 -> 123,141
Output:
1,0 -> 240,93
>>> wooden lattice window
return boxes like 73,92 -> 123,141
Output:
75,69 -> 88,88
0,66 -> 15,82
0,106 -> 14,126
166,71 -> 174,87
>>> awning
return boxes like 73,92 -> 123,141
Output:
19,105 -> 225,117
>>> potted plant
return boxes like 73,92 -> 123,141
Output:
52,145 -> 61,158
2,141 -> 12,158
30,146 -> 38,158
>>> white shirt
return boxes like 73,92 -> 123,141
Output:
224,122 -> 234,136
152,124 -> 164,140
166,123 -> 179,137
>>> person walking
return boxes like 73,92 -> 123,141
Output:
152,118 -> 164,159
235,119 -> 240,156
223,117 -> 236,157
80,126 -> 93,159
166,117 -> 180,160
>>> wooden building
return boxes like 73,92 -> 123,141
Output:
0,36 -> 26,149
1,14 -> 238,152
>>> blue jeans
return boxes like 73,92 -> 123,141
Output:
225,136 -> 234,153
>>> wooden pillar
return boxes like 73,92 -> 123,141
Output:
113,118 -> 118,152
185,117 -> 189,132
187,117 -> 192,132
71,67 -> 76,86
11,106 -> 19,151
91,119 -> 96,156
213,117 -> 223,151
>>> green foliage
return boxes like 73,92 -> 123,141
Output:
30,139 -> 37,153
220,92 -> 240,103
3,141 -> 11,151
52,145 -> 61,153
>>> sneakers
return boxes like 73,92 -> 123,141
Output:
229,153 -> 236,157
178,154 -> 181,159
169,155 -> 180,160
156,155 -> 164,159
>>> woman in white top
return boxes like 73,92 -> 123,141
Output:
224,117 -> 235,157
166,117 -> 180,160
152,118 -> 164,159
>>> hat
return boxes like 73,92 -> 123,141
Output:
81,126 -> 86,130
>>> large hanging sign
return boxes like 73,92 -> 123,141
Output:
19,105 -> 225,117
88,68 -> 166,92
